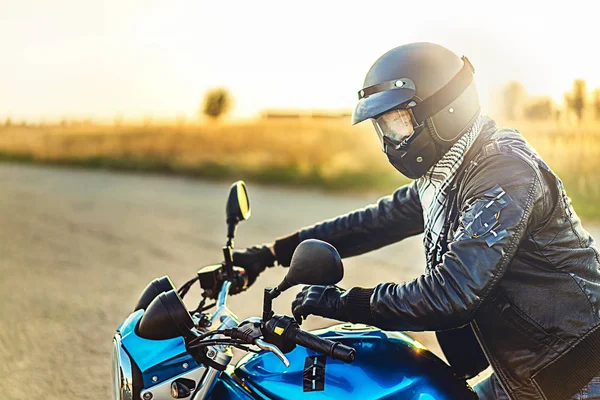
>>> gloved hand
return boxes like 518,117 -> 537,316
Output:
232,245 -> 276,286
291,285 -> 350,325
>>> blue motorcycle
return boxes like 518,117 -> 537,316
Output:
112,181 -> 478,399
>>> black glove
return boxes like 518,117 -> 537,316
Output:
291,285 -> 350,325
232,245 -> 276,286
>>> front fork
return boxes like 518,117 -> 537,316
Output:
192,365 -> 227,400
191,306 -> 238,399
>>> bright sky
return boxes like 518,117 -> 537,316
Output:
1,0 -> 598,122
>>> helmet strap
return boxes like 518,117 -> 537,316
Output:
411,57 -> 475,124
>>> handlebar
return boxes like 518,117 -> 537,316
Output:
224,315 -> 356,364
261,315 -> 356,364
200,279 -> 357,365
288,325 -> 356,363
197,263 -> 248,300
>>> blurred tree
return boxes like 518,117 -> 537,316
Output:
201,88 -> 232,120
565,79 -> 586,124
524,97 -> 554,120
594,89 -> 600,121
501,81 -> 526,120
4,117 -> 12,127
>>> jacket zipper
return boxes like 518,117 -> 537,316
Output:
471,321 -> 515,400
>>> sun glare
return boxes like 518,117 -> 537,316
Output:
0,0 -> 597,121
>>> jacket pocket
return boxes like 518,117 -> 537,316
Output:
475,292 -> 561,387
493,293 -> 560,350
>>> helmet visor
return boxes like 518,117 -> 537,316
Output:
352,83 -> 416,125
372,109 -> 415,147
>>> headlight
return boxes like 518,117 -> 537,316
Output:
137,290 -> 194,340
112,334 -> 133,400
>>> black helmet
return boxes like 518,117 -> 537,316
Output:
352,42 -> 481,179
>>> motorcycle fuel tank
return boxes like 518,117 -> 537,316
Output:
229,324 -> 475,399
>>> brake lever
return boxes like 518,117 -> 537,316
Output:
254,338 -> 290,367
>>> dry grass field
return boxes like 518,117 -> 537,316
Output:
0,116 -> 598,218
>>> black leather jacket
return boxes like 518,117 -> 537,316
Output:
274,117 -> 600,400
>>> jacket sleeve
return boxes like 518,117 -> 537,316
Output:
345,152 -> 546,331
272,181 -> 424,266
300,181 -> 424,258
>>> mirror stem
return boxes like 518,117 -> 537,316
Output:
222,246 -> 234,281
275,277 -> 293,293
227,223 -> 237,243
262,287 -> 281,322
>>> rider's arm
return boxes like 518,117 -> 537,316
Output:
342,152 -> 546,331
272,181 -> 424,266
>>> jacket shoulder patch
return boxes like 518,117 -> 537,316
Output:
456,185 -> 512,246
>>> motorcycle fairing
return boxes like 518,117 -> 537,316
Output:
118,310 -> 200,388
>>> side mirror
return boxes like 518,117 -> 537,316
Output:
226,181 -> 251,240
262,239 -> 344,322
277,239 -> 344,292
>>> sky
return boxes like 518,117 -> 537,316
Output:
0,0 -> 599,122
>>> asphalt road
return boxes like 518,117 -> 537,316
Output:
0,163 -> 598,399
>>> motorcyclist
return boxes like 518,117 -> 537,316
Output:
233,42 -> 600,400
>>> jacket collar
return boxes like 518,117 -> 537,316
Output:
462,115 -> 498,165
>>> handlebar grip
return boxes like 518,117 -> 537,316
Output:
291,329 -> 356,363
